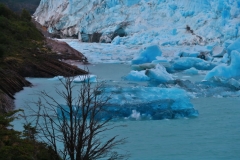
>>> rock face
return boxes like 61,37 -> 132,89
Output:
34,0 -> 240,44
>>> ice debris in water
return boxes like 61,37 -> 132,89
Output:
125,64 -> 173,82
170,57 -> 216,71
183,67 -> 199,75
204,50 -> 240,81
57,87 -> 199,121
124,70 -> 150,81
73,75 -> 97,83
99,87 -> 198,120
172,78 -> 240,98
146,64 -> 174,83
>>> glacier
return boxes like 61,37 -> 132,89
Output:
34,0 -> 240,45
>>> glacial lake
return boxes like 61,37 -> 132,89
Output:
14,63 -> 240,160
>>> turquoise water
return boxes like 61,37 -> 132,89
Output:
14,64 -> 240,160
107,98 -> 240,160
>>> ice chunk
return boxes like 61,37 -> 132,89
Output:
73,75 -> 97,83
224,40 -> 233,48
172,57 -> 216,71
183,67 -> 199,75
146,64 -> 174,83
111,36 -> 121,45
130,110 -> 141,120
124,70 -> 150,81
105,87 -> 198,120
212,46 -> 225,57
221,53 -> 229,63
132,45 -> 162,65
227,38 -> 240,54
57,87 -> 198,120
204,50 -> 240,80
151,56 -> 169,64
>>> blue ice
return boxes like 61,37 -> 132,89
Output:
204,50 -> 240,81
57,87 -> 199,120
227,38 -> 240,54
171,57 -> 216,71
124,70 -> 150,81
132,45 -> 162,65
146,64 -> 174,83
183,67 -> 199,75
123,0 -> 140,6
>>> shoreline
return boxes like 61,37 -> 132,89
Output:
0,19 -> 89,113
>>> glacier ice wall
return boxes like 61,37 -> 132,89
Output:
34,0 -> 240,45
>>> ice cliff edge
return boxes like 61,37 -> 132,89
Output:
34,0 -> 240,45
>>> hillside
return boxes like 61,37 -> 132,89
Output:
0,4 -> 87,112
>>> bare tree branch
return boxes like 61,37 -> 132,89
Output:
24,75 -> 127,160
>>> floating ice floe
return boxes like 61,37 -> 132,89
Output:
204,50 -> 240,81
183,67 -> 199,75
171,57 -> 216,71
124,70 -> 150,81
73,75 -> 97,83
146,64 -> 174,83
57,87 -> 199,121
151,56 -> 169,64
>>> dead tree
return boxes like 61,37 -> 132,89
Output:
26,76 -> 126,160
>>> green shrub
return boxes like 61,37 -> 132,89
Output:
0,3 -> 17,19
21,9 -> 31,21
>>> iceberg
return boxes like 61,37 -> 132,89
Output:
132,45 -> 162,65
171,57 -> 216,71
183,67 -> 199,75
146,64 -> 174,83
124,70 -> 150,81
57,86 -> 199,120
204,50 -> 240,81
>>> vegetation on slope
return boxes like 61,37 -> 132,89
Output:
0,110 -> 61,159
0,3 -> 87,104
0,4 -> 87,159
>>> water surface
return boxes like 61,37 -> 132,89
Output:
14,64 -> 240,160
